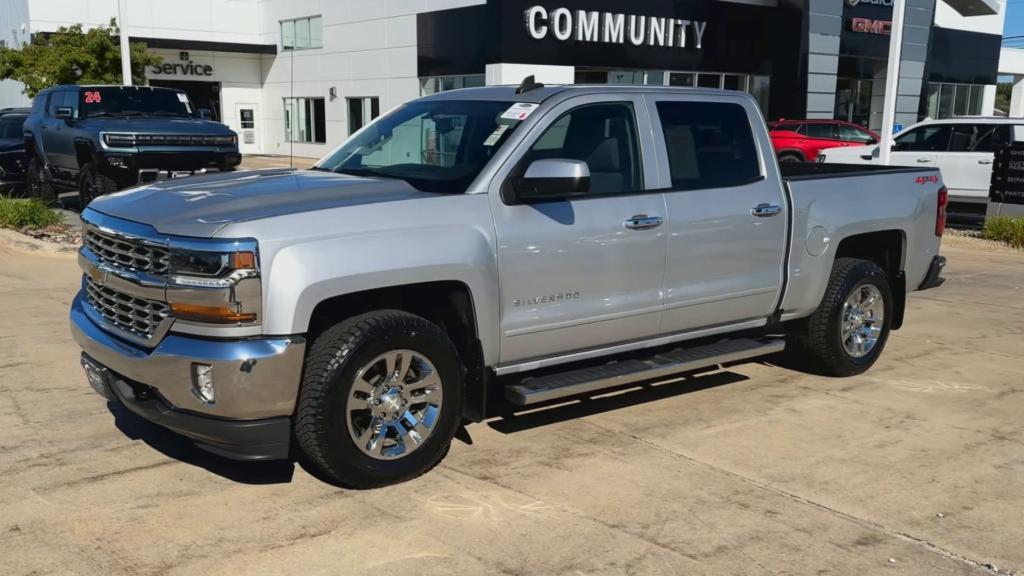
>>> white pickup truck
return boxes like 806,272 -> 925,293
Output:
71,82 -> 948,488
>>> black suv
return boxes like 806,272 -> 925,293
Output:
0,107 -> 30,192
24,85 -> 241,205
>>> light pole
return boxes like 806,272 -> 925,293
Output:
878,0 -> 906,165
118,0 -> 131,86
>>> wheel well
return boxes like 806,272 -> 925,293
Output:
308,281 -> 480,363
74,140 -> 95,168
778,150 -> 806,161
834,230 -> 907,329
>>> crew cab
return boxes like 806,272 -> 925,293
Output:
23,85 -> 240,206
70,83 -> 947,488
819,117 -> 1024,217
769,119 -> 878,163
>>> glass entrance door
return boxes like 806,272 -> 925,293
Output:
835,78 -> 873,127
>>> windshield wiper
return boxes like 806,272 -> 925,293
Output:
84,111 -> 127,119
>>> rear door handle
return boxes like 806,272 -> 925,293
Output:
624,214 -> 663,230
751,203 -> 782,218
916,158 -> 932,163
978,159 -> 993,165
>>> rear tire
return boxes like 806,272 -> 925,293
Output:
294,310 -> 464,489
778,153 -> 804,163
78,163 -> 118,207
25,158 -> 56,204
788,258 -> 892,376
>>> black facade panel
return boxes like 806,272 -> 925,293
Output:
926,26 -> 999,84
418,0 -> 809,120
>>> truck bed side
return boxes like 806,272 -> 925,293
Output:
779,164 -> 944,322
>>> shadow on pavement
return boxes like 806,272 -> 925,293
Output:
487,370 -> 749,434
107,403 -> 296,485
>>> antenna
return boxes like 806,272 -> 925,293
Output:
516,75 -> 544,95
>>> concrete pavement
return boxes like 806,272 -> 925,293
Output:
0,239 -> 1021,576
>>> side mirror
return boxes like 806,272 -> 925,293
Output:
198,108 -> 212,120
55,107 -> 73,122
508,159 -> 590,203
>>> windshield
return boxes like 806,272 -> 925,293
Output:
80,87 -> 195,118
0,115 -> 24,139
314,100 -> 525,193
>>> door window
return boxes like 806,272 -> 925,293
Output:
46,91 -> 66,116
654,101 -> 760,190
893,125 -> 952,152
836,124 -> 874,143
772,123 -> 804,134
524,102 -> 642,195
963,125 -> 1010,153
804,123 -> 836,140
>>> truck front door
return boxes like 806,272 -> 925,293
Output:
41,90 -> 77,177
648,94 -> 788,334
489,94 -> 667,365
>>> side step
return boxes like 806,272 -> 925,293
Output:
504,337 -> 784,406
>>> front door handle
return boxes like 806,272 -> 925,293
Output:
624,214 -> 663,230
916,158 -> 932,163
751,203 -> 782,218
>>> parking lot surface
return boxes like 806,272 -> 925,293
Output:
0,238 -> 1021,576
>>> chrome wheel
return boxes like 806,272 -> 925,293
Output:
345,349 -> 444,460
841,283 -> 885,358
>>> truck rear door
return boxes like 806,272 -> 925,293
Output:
646,93 -> 788,333
488,93 -> 667,365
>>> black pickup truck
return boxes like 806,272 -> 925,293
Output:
24,85 -> 241,205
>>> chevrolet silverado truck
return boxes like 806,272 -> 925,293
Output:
70,83 -> 947,488
24,85 -> 240,206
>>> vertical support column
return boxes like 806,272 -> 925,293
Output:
118,0 -> 132,86
1010,76 -> 1024,118
805,0 -> 842,120
879,0 -> 907,165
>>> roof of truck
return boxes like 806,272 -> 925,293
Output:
418,84 -> 752,104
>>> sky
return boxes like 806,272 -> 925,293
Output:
1003,0 -> 1024,45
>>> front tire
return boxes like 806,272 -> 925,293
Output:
294,310 -> 464,488
26,158 -> 56,204
788,258 -> 892,376
78,163 -> 119,207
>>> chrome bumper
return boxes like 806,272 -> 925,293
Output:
70,294 -> 305,420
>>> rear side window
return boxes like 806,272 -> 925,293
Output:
804,123 -> 835,139
952,124 -> 1010,153
655,101 -> 760,190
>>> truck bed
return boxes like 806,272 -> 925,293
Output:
780,162 -> 936,181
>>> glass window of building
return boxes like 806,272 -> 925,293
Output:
347,97 -> 380,135
284,97 -> 326,143
928,83 -> 984,119
419,74 -> 486,96
281,16 -> 322,50
573,69 -> 770,113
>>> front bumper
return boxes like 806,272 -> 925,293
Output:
97,149 -> 242,184
70,294 -> 305,460
918,255 -> 947,290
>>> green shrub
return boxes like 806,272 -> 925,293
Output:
0,196 -> 63,230
982,216 -> 1024,249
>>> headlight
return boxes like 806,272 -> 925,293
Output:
167,249 -> 260,324
104,133 -> 136,147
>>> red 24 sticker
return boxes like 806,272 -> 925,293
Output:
84,91 -> 102,103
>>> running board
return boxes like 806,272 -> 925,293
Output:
504,337 -> 784,406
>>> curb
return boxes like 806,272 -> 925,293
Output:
0,228 -> 78,258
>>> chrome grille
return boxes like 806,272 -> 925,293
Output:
85,278 -> 169,339
84,228 -> 169,276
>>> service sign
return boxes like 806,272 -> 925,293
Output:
989,144 -> 1024,205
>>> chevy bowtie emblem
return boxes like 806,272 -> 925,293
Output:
88,264 -> 109,285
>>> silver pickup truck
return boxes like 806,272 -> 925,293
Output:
71,83 -> 948,488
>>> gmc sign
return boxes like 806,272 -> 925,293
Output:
850,17 -> 891,35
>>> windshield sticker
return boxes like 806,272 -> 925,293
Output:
84,91 -> 102,104
483,124 -> 509,147
501,102 -> 539,121
176,93 -> 189,103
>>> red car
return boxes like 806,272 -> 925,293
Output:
768,119 -> 879,163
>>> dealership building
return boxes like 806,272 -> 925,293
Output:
0,0 -> 1008,157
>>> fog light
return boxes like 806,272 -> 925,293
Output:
191,363 -> 215,404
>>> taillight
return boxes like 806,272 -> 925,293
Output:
935,186 -> 948,237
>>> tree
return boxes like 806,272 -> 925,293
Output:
0,18 -> 161,97
996,82 -> 1013,115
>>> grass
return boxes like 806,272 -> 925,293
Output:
981,215 -> 1024,249
0,196 -> 64,230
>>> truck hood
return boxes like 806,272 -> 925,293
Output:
87,169 -> 436,237
78,117 -> 234,134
